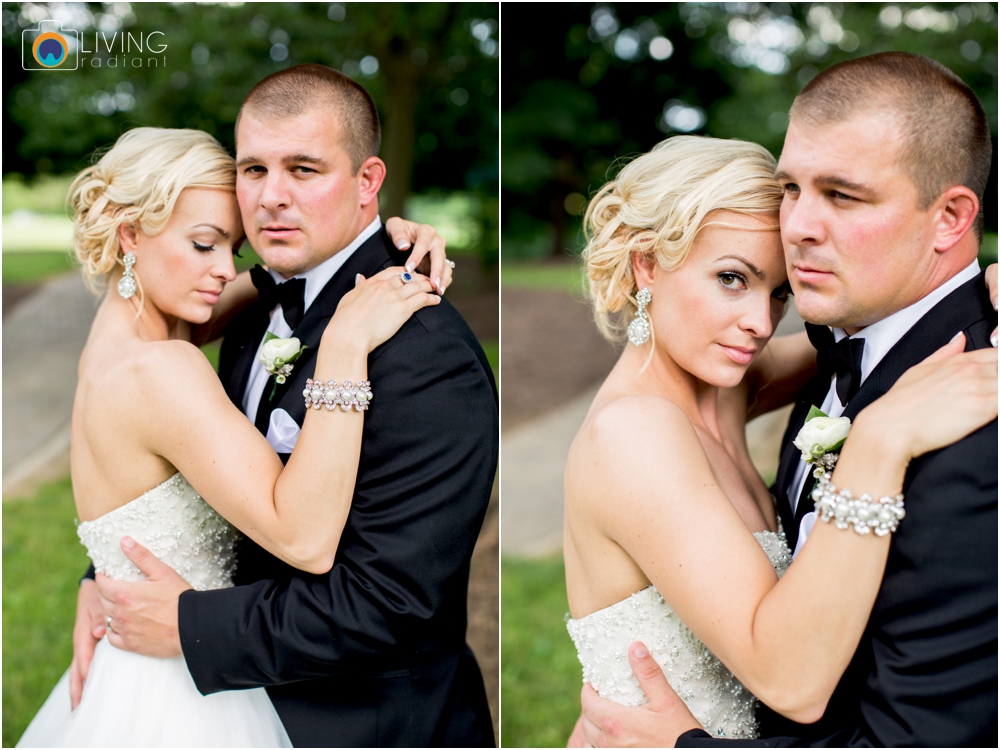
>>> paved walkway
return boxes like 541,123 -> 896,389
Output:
3,273 -> 98,495
500,385 -> 598,557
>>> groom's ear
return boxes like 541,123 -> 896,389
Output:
357,156 -> 387,208
930,185 -> 979,255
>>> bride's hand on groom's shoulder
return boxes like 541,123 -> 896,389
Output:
579,642 -> 702,748
326,267 -> 440,354
857,332 -> 998,463
384,216 -> 453,295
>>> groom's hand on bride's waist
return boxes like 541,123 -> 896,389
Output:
580,642 -> 702,748
95,536 -> 192,659
70,579 -> 106,709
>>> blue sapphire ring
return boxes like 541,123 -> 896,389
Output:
396,271 -> 414,284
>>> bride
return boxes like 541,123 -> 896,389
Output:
16,127 -> 449,747
562,136 -> 997,740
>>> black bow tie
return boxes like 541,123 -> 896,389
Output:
806,323 -> 866,406
250,265 -> 306,330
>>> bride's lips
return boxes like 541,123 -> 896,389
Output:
793,264 -> 834,285
719,344 -> 757,366
198,290 -> 220,304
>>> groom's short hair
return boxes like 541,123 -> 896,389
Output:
790,52 -> 991,240
238,63 -> 381,174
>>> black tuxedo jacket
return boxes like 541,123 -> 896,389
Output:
679,272 -> 998,747
177,228 -> 498,747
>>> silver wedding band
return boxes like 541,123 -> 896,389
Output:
106,615 -> 115,634
445,260 -> 456,269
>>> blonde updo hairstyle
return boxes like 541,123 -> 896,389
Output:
583,136 -> 784,343
68,127 -> 236,299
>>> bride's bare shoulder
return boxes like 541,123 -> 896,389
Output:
86,339 -> 223,418
580,393 -> 699,452
567,394 -> 710,507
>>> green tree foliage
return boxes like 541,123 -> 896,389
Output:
503,2 -> 998,258
2,2 -> 498,220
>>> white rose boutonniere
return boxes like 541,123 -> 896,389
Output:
793,405 -> 852,476
259,333 -> 307,399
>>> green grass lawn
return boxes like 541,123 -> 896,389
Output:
501,555 -> 582,748
501,260 -> 586,295
481,338 -> 499,378
2,214 -> 74,253
2,251 -> 77,284
3,476 -> 91,747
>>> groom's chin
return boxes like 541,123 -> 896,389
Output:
791,291 -> 852,329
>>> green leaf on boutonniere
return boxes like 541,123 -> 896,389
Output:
805,405 -> 829,422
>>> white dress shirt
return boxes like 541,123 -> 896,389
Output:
243,216 -> 382,432
790,259 -> 981,557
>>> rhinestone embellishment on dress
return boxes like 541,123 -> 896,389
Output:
77,473 -> 240,591
567,530 -> 792,740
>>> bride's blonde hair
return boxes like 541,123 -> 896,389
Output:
583,136 -> 783,343
68,127 -> 236,297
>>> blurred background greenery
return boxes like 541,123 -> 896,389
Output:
2,0 -> 500,283
501,4 -> 997,747
502,2 -> 997,264
3,0 -> 500,336
2,3 -> 498,745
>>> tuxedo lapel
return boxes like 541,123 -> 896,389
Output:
219,304 -> 272,409
253,228 -> 397,434
843,274 -> 988,422
773,372 -> 829,540
774,273 -> 990,548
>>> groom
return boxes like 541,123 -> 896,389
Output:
78,64 -> 497,746
580,53 -> 997,747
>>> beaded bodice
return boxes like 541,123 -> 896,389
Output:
77,473 -> 239,591
566,530 -> 792,739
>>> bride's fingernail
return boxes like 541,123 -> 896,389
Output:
991,331 -> 997,348
993,296 -> 998,311
631,643 -> 649,659
951,331 -> 963,342
406,263 -> 415,273
121,536 -> 135,550
397,240 -> 411,250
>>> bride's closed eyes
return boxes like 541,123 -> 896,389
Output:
193,240 -> 245,258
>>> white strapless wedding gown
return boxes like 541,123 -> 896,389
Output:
16,473 -> 292,748
567,530 -> 792,739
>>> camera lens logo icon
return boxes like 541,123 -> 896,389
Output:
22,21 -> 79,71
32,31 -> 69,67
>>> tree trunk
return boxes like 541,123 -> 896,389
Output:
379,65 -> 419,220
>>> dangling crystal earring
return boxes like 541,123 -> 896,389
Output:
117,251 -> 137,299
627,287 -> 652,346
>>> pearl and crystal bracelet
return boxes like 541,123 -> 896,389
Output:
810,471 -> 905,536
303,378 -> 372,412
